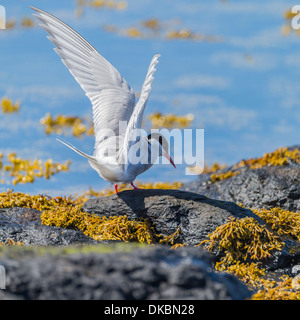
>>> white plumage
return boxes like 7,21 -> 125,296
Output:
31,7 -> 175,193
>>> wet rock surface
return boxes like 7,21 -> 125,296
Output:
0,245 -> 251,300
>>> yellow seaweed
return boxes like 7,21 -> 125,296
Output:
0,153 -> 70,185
252,275 -> 300,300
235,147 -> 300,169
148,112 -> 194,129
253,207 -> 300,241
40,113 -> 94,138
198,216 -> 284,266
1,97 -> 20,114
210,170 -> 240,183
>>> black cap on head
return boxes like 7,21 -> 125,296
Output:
148,133 -> 163,145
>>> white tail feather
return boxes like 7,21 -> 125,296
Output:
56,138 -> 95,162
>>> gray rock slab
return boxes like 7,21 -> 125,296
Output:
181,147 -> 300,212
82,189 -> 262,245
0,207 -> 98,246
0,245 -> 252,300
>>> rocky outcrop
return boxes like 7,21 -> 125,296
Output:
1,189 -> 298,273
1,143 -> 299,300
0,190 -> 262,246
0,245 -> 251,300
82,190 -> 300,274
0,190 -> 260,300
181,147 -> 300,212
82,189 -> 262,245
0,207 -> 98,246
181,166 -> 300,212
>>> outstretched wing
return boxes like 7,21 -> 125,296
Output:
121,54 -> 160,161
31,7 -> 136,153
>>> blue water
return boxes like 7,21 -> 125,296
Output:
0,0 -> 299,196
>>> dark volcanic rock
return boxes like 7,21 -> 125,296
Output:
181,165 -> 300,212
0,207 -> 97,246
0,245 -> 252,300
82,189 -> 263,245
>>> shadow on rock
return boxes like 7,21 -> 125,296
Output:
83,189 -> 263,245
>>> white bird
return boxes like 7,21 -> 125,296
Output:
31,7 -> 175,193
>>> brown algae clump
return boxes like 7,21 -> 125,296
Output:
198,204 -> 300,299
253,207 -> 300,241
192,147 -> 300,182
217,261 -> 275,290
210,171 -> 240,183
199,216 -> 284,266
0,189 -> 179,245
41,207 -> 155,243
208,147 -> 300,183
0,238 -> 24,246
0,153 -> 70,185
187,162 -> 227,175
1,97 -> 20,114
197,216 -> 287,298
0,189 -> 74,211
0,190 -> 156,244
40,113 -> 94,138
196,215 -> 299,298
252,275 -> 300,300
235,147 -> 300,169
148,112 -> 194,129
158,226 -> 181,245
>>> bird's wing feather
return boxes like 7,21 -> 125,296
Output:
31,7 -> 136,154
121,54 -> 160,162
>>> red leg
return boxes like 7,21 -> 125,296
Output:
115,184 -> 118,194
131,182 -> 141,190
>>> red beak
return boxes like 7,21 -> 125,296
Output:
163,152 -> 176,168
